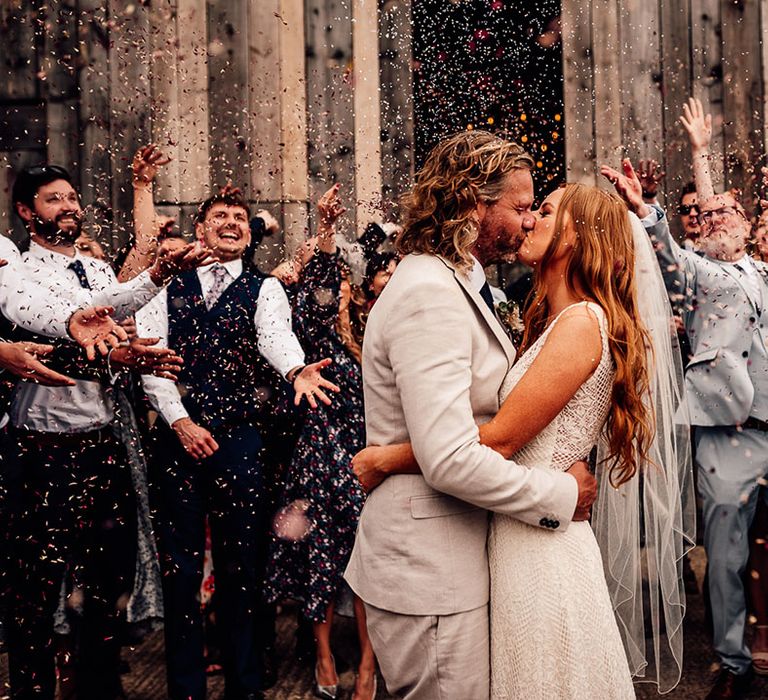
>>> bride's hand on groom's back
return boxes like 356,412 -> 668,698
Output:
566,460 -> 598,521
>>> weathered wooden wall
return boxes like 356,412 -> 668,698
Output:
563,0 -> 768,224
3,0 -> 767,262
0,0 -> 413,268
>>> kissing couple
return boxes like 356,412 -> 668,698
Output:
345,131 -> 694,699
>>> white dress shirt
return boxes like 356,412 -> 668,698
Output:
10,242 -> 162,433
0,236 -> 78,337
135,259 -> 305,427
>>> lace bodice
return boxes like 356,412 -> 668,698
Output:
499,301 -> 614,472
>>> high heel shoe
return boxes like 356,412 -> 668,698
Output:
352,672 -> 377,700
314,654 -> 339,699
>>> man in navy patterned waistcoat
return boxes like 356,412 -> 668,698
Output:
136,189 -> 337,700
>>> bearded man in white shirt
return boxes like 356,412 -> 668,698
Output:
136,188 -> 336,700
3,164 -> 207,700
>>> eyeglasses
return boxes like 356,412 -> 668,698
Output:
678,204 -> 700,216
700,206 -> 746,225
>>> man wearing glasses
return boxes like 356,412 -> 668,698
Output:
678,181 -> 701,250
605,159 -> 768,700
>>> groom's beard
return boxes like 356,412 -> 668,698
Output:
32,211 -> 83,244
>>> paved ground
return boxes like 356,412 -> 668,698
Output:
2,546 -> 768,699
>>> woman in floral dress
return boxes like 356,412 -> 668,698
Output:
266,185 -> 384,700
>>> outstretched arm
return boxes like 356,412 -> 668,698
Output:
680,97 -> 715,204
354,307 -> 602,493
119,144 -> 172,281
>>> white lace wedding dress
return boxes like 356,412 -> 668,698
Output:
489,302 -> 635,699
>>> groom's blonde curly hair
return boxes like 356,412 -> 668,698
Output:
396,130 -> 534,270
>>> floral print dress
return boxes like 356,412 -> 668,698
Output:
264,251 -> 366,622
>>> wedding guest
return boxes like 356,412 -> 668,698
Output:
265,184 -> 377,700
679,181 -> 701,250
363,251 -> 398,304
136,186 -> 337,700
603,97 -> 768,700
4,163 -> 203,700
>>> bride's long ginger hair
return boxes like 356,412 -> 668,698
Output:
522,183 -> 654,487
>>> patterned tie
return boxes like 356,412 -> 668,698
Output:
205,264 -> 231,309
68,259 -> 91,289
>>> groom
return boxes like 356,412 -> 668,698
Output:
345,130 -> 597,699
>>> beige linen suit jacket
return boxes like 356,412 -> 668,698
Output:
345,253 -> 578,616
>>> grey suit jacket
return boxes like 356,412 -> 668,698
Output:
344,254 -> 578,616
645,209 -> 768,426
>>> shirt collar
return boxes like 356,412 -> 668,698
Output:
199,257 -> 243,278
27,240 -> 82,267
726,254 -> 754,273
469,255 -> 487,292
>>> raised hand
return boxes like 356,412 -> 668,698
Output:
318,184 -> 346,229
679,97 -> 712,153
256,209 -> 280,235
109,338 -> 184,380
636,159 -> 665,202
68,306 -> 129,360
132,144 -> 172,186
600,158 -> 651,218
149,242 -> 217,285
760,166 -> 768,210
292,358 -> 341,408
172,417 -> 220,460
0,341 -> 75,386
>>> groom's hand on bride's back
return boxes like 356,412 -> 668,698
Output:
566,460 -> 598,521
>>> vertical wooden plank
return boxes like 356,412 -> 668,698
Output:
278,0 -> 309,255
43,0 -> 80,175
618,0 -> 664,164
720,0 -> 763,207
762,0 -> 768,161
249,0 -> 282,203
304,0 -> 355,235
691,0 -> 725,192
561,0 -> 596,185
352,0 -> 382,236
78,0 -> 113,246
0,0 -> 40,100
176,0 -> 210,203
379,0 -> 413,220
591,0 -> 622,183
149,0 -> 183,204
109,0 -> 152,252
207,0 -> 250,192
660,0 -> 693,215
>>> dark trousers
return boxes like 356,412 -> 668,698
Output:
150,420 -> 269,700
4,426 -> 137,700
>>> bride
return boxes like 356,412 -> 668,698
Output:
352,182 -> 694,698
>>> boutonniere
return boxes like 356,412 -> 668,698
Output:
495,300 -> 525,340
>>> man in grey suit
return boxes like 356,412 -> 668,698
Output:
345,131 -> 598,699
604,159 -> 766,700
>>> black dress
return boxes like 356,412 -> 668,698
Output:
264,251 -> 366,622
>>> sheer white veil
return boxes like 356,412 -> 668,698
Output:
592,211 -> 697,694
